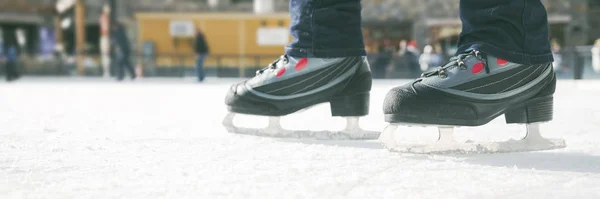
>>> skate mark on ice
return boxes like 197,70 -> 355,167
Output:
278,139 -> 384,150
341,163 -> 403,196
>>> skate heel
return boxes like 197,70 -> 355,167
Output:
329,93 -> 369,117
505,96 -> 553,124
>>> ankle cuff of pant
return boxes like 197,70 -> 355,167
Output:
285,47 -> 366,58
457,42 -> 554,65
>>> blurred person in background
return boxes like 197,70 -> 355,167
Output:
432,44 -> 443,66
194,29 -> 210,82
403,40 -> 420,78
419,45 -> 434,72
550,39 -> 562,73
592,38 -> 600,73
397,40 -> 407,57
4,43 -> 20,82
111,22 -> 136,81
0,30 -> 4,78
373,39 -> 394,78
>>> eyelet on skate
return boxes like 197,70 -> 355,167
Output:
474,50 -> 483,59
421,51 -> 482,79
474,50 -> 480,57
256,55 -> 290,76
457,60 -> 467,70
438,70 -> 448,78
473,50 -> 488,66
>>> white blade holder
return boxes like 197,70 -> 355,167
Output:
379,123 -> 566,154
222,113 -> 381,140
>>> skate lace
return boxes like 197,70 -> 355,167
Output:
256,55 -> 289,76
420,50 -> 485,79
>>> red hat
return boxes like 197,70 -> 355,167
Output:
408,40 -> 417,48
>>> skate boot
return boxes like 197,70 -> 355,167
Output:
223,55 -> 378,140
379,50 -> 566,154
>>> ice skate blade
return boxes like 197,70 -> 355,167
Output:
222,113 -> 380,140
379,123 -> 566,154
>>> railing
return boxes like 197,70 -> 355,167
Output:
135,53 -> 282,78
9,53 -> 283,78
4,48 -> 600,80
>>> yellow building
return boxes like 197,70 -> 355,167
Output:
135,12 -> 292,77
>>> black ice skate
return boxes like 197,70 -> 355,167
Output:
380,50 -> 566,154
223,55 -> 378,140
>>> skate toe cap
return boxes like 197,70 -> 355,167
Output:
225,83 -> 249,106
383,84 -> 418,114
224,83 -> 278,114
383,83 -> 478,121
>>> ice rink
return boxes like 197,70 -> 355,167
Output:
1,77 -> 600,198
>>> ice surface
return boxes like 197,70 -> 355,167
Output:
1,77 -> 600,198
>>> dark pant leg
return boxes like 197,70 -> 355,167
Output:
456,0 -> 553,64
5,61 -> 20,81
4,62 -> 10,80
285,0 -> 365,58
196,54 -> 206,81
6,61 -> 15,78
117,57 -> 125,80
117,59 -> 123,80
123,57 -> 135,79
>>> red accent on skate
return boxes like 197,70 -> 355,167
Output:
471,62 -> 485,74
497,58 -> 508,66
276,67 -> 286,77
295,58 -> 308,71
